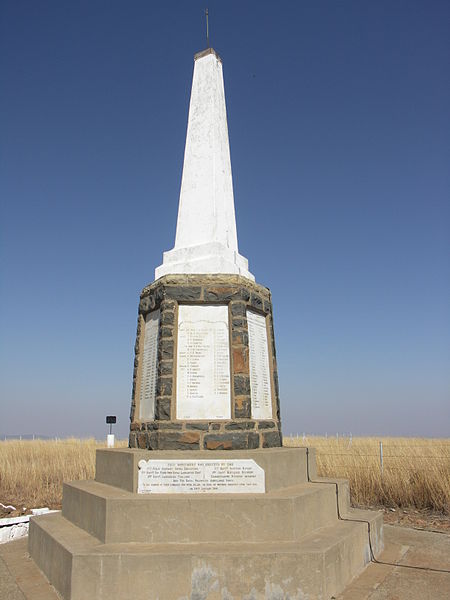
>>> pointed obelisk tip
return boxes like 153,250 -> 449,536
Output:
194,47 -> 221,63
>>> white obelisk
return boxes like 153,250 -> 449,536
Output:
155,48 -> 254,281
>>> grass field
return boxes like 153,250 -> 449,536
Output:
285,435 -> 450,513
0,436 -> 448,515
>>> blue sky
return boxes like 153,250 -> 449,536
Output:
1,1 -> 449,439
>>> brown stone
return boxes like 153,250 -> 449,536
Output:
234,396 -> 251,419
232,330 -> 248,345
232,347 -> 248,374
136,432 -> 147,449
204,432 -> 249,450
158,431 -> 200,450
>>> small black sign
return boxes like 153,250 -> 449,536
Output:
106,416 -> 117,424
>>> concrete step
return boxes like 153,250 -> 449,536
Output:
95,446 -> 314,493
29,509 -> 383,600
62,478 -> 347,544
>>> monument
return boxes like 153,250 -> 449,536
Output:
28,46 -> 384,599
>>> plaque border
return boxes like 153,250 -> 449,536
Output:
175,303 -> 232,420
246,308 -> 275,420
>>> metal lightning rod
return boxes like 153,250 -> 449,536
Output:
205,8 -> 210,48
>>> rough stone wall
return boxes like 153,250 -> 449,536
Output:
129,274 -> 282,450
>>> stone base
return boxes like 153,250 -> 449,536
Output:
28,448 -> 384,600
130,274 -> 283,450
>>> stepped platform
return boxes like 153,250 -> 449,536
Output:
28,447 -> 383,600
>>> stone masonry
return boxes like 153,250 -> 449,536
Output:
129,274 -> 282,450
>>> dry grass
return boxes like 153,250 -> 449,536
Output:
284,435 -> 450,514
0,437 -> 449,515
0,438 -> 127,513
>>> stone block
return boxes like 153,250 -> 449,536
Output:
232,346 -> 248,374
203,432 -> 248,450
159,339 -> 174,360
230,301 -> 246,317
234,395 -> 251,419
234,375 -> 250,395
258,420 -> 276,429
156,377 -> 172,396
160,310 -> 174,325
164,286 -> 202,301
155,398 -> 171,420
262,430 -> 282,448
224,421 -> 255,430
157,431 -> 200,450
185,422 -> 209,430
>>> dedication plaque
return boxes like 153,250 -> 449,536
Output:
176,305 -> 231,419
138,459 -> 265,494
139,309 -> 160,420
247,309 -> 273,419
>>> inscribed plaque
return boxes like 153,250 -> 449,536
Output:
139,310 -> 160,420
247,310 -> 273,419
138,459 -> 265,494
176,305 -> 231,420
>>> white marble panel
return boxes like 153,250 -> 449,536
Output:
138,310 -> 159,420
247,310 -> 273,419
138,459 -> 265,494
176,305 -> 231,420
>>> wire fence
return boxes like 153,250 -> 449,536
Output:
285,434 -> 450,474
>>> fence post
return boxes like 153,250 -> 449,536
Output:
379,441 -> 383,475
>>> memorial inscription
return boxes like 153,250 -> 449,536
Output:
176,305 -> 231,420
139,309 -> 160,420
138,459 -> 265,494
247,309 -> 273,419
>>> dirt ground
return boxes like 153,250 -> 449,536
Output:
379,507 -> 449,533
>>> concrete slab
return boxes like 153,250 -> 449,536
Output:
1,524 -> 449,600
0,539 -> 59,600
28,511 -> 379,599
338,524 -> 450,600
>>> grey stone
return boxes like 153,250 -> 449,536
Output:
234,375 -> 250,396
250,294 -> 263,311
156,398 -> 171,420
160,326 -> 173,339
248,431 -> 260,449
158,360 -> 173,376
165,286 -> 202,301
224,422 -> 255,430
159,339 -> 174,360
186,423 -> 210,430
230,302 -> 246,317
257,421 -> 276,429
157,377 -> 173,396
157,422 -> 183,430
262,430 -> 282,448
161,311 -> 175,325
